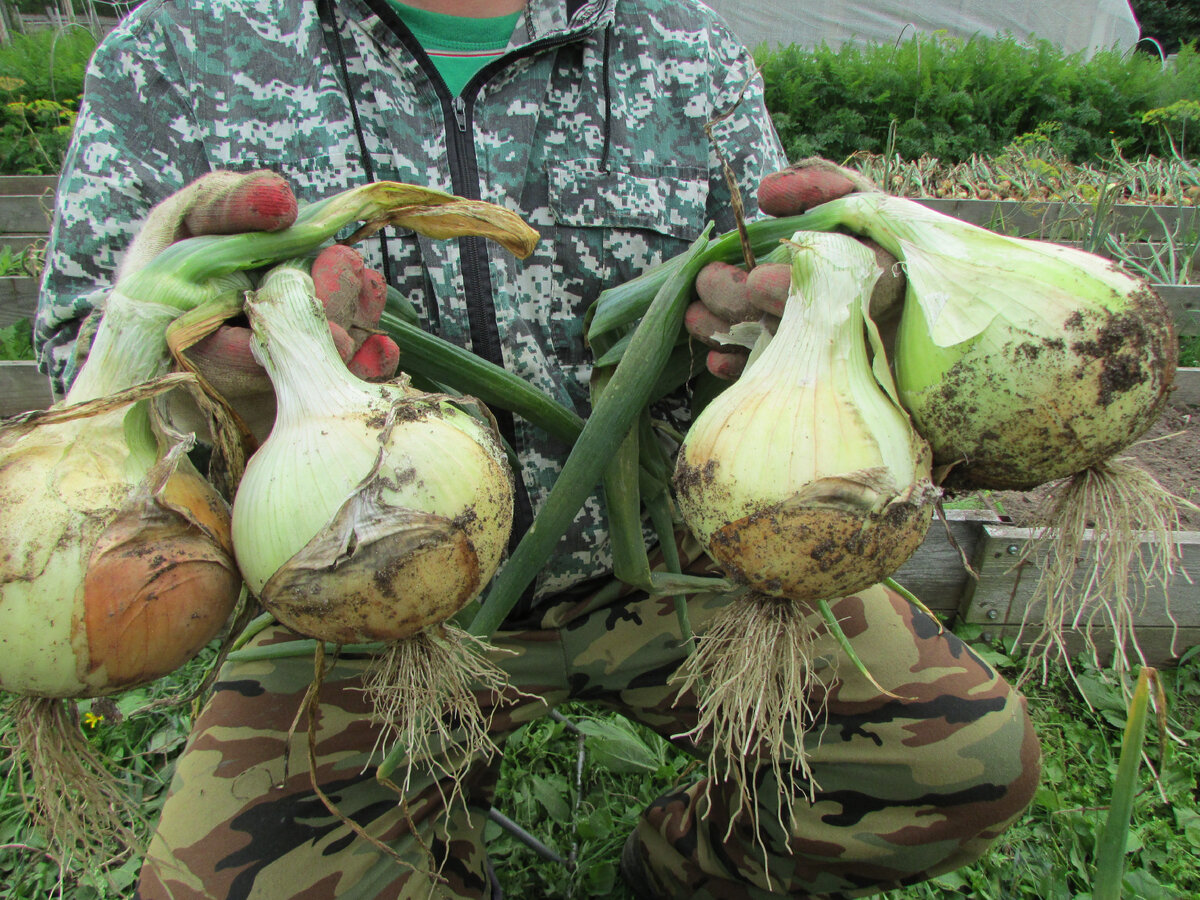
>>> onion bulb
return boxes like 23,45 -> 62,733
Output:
230,261 -> 515,803
793,192 -> 1183,682
671,231 -> 938,839
821,193 -> 1178,490
675,230 -> 938,600
0,285 -> 244,864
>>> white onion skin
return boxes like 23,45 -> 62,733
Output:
230,264 -> 514,644
674,231 -> 937,603
232,396 -> 514,644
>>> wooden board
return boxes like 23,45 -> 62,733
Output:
1175,368 -> 1200,406
962,520 -> 1200,629
1159,285 -> 1200,337
0,360 -> 53,416
984,625 -> 1200,669
0,234 -> 46,255
890,509 -> 997,614
916,198 -> 1200,244
0,277 -> 38,326
0,194 -> 53,234
0,175 -> 58,195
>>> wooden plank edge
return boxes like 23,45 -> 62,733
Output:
980,624 -> 1199,669
0,360 -> 53,417
0,175 -> 59,195
1173,367 -> 1200,406
0,195 -> 54,233
0,277 -> 40,325
916,197 -> 1200,243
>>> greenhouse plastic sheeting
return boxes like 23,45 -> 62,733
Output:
701,0 -> 1142,58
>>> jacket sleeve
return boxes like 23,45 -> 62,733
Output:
34,2 -> 212,397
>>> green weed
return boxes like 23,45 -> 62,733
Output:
1,634 -> 1197,898
1180,335 -> 1200,367
0,97 -> 78,175
0,317 -> 34,361
0,26 -> 97,103
0,243 -> 44,279
1,644 -> 218,898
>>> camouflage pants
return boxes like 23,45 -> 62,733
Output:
136,581 -> 1040,900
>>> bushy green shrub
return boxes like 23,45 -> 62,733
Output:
0,96 -> 78,174
0,26 -> 94,174
1131,0 -> 1200,55
757,34 -> 1200,165
0,24 -> 96,101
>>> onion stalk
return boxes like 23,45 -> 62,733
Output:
671,231 -> 938,840
604,193 -> 1188,681
230,262 -> 516,811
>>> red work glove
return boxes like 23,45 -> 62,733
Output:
186,243 -> 401,441
126,171 -> 400,441
685,158 -> 903,380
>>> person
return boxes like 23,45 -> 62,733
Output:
35,0 -> 1041,897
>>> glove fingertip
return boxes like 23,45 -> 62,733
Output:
349,333 -> 401,382
244,177 -> 299,231
355,269 -> 388,328
706,349 -> 747,381
758,165 -> 857,217
746,263 -> 790,316
313,245 -> 364,329
329,321 -> 355,363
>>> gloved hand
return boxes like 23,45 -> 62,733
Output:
184,242 -> 401,440
126,172 -> 400,441
685,158 -> 903,380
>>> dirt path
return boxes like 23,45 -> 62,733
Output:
977,397 -> 1200,530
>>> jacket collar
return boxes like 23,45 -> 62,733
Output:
338,0 -> 613,50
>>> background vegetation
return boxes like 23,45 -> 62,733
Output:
3,13 -> 1200,174
3,634 -> 1198,899
1129,0 -> 1200,55
758,36 -> 1200,165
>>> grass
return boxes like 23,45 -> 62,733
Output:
490,631 -> 1200,899
1,646 -> 218,898
2,628 -> 1197,899
0,26 -> 96,103
1181,335 -> 1200,367
758,34 -> 1200,165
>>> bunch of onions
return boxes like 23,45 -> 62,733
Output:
672,231 -> 939,831
230,262 -> 517,807
0,179 -> 539,864
791,192 -> 1182,682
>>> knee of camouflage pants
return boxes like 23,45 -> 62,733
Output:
609,585 -> 1042,899
135,623 -> 569,900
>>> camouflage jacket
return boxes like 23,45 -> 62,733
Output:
36,0 -> 788,613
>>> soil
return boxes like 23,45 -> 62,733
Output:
969,397 -> 1200,531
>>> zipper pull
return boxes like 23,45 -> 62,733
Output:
453,96 -> 467,132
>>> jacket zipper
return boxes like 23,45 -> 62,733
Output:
362,0 -> 589,605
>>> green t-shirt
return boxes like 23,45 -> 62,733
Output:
386,2 -> 521,97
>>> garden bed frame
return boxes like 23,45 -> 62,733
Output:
3,176 -> 1197,664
